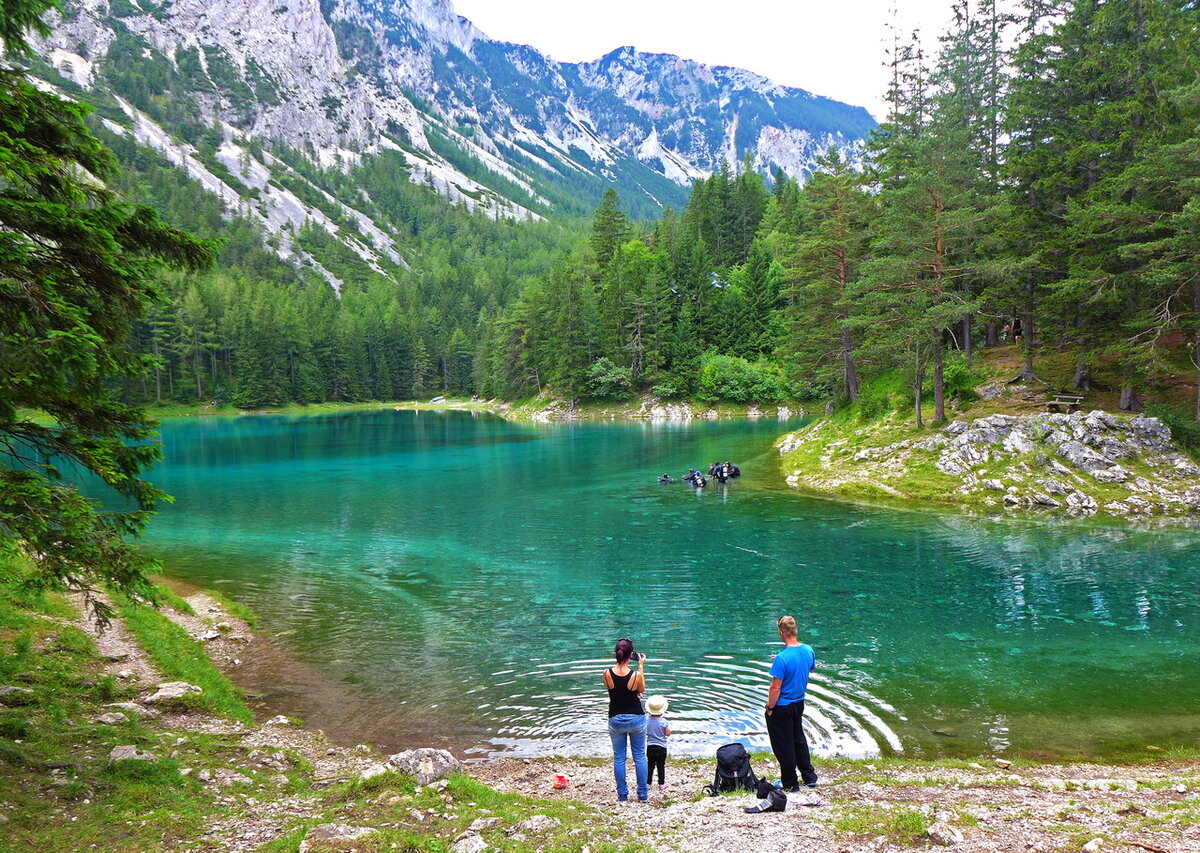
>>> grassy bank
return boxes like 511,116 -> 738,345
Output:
0,567 -> 644,853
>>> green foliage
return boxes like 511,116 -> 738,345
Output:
695,354 -> 787,403
0,48 -> 215,621
939,353 -> 984,402
851,373 -> 908,422
585,357 -> 633,399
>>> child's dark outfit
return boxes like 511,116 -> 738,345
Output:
646,714 -> 669,785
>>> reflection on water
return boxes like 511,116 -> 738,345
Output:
477,655 -> 903,758
135,410 -> 1200,758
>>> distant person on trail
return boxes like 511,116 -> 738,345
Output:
765,615 -> 818,792
1012,317 -> 1023,344
603,638 -> 648,802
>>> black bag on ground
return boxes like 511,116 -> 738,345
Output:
703,743 -> 761,795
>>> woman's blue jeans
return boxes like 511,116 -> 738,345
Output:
608,713 -> 648,801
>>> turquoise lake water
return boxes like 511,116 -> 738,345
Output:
139,410 -> 1200,760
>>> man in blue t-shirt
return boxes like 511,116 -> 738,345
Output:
765,614 -> 817,790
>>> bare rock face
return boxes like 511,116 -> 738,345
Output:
109,745 -> 158,763
386,747 -> 461,786
297,824 -> 378,852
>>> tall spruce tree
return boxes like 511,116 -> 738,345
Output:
781,147 -> 872,403
1,2 -> 214,621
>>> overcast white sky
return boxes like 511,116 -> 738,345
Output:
451,0 -> 959,120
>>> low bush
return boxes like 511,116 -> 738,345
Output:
585,357 -> 633,399
695,354 -> 787,403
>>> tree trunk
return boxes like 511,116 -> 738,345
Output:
1119,361 -> 1142,412
841,326 -> 859,403
1011,279 -> 1041,382
1072,354 -> 1092,391
986,322 -> 998,348
933,336 -> 946,422
961,313 -> 973,358
1195,277 -> 1200,421
913,350 -> 925,430
153,338 -> 162,404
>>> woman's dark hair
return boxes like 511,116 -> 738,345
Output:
614,638 -> 634,663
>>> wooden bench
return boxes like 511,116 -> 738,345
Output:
1046,393 -> 1084,413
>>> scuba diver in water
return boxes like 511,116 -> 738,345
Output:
724,462 -> 741,478
658,473 -> 672,484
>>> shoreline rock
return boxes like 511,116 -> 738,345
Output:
780,410 -> 1200,517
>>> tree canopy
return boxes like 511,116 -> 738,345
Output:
1,2 -> 215,621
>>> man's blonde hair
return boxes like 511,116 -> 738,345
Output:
777,615 -> 798,638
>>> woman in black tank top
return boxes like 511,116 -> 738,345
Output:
603,638 -> 649,802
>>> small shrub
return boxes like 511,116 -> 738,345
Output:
584,357 -> 633,399
650,379 -> 684,399
941,353 -> 984,401
695,354 -> 786,403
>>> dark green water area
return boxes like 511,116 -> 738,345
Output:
141,410 -> 1199,760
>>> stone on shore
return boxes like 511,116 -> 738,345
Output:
386,748 -> 461,786
109,745 -> 158,763
297,824 -> 378,852
451,832 -> 490,853
927,821 -> 964,846
142,681 -> 202,704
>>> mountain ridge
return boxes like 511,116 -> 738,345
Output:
29,0 -> 874,286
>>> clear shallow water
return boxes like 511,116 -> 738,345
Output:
137,410 -> 1200,759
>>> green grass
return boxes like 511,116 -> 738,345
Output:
197,588 -> 258,627
116,596 -> 253,723
829,805 -> 931,845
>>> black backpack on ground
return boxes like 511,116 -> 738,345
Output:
703,743 -> 761,795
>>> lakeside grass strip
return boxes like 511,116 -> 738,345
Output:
117,595 -> 254,724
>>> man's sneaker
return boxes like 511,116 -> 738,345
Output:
785,785 -> 802,793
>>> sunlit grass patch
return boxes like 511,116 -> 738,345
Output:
828,805 -> 931,845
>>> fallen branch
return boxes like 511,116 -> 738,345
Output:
1127,841 -> 1170,853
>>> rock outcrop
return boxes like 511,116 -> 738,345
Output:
780,410 -> 1200,516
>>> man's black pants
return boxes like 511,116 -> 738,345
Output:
765,700 -> 817,788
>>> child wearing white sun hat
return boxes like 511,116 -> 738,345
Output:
645,695 -> 671,789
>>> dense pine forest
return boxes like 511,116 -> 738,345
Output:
96,0 -> 1200,421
